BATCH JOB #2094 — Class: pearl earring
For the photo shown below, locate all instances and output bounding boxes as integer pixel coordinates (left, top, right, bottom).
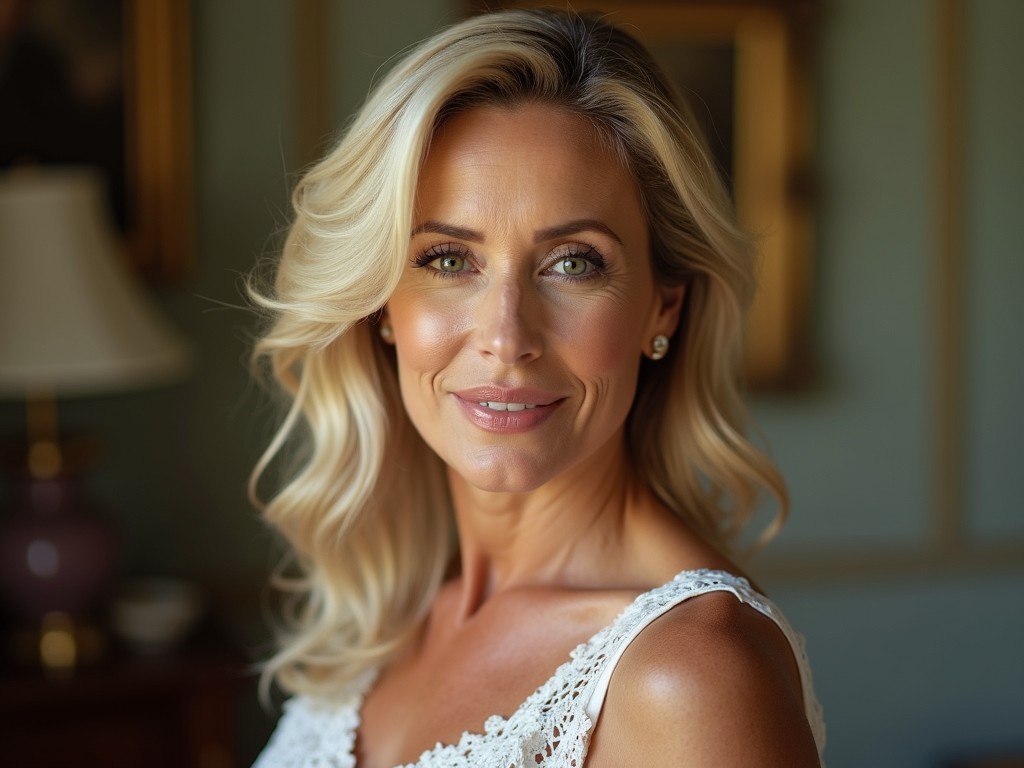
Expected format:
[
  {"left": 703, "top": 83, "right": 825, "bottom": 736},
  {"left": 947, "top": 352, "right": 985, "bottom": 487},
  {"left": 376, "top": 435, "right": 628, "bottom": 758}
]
[
  {"left": 650, "top": 334, "right": 669, "bottom": 360},
  {"left": 379, "top": 323, "right": 394, "bottom": 342}
]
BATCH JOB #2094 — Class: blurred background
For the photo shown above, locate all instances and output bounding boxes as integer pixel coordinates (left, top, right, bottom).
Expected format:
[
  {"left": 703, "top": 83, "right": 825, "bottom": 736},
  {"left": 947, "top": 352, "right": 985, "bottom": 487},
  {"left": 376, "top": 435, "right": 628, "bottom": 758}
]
[{"left": 0, "top": 0, "right": 1020, "bottom": 766}]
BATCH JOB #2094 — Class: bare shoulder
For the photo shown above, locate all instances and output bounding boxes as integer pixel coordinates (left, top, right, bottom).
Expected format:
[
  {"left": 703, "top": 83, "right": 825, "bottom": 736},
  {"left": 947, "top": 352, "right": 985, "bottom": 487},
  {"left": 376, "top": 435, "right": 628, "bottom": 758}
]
[{"left": 586, "top": 590, "right": 821, "bottom": 767}]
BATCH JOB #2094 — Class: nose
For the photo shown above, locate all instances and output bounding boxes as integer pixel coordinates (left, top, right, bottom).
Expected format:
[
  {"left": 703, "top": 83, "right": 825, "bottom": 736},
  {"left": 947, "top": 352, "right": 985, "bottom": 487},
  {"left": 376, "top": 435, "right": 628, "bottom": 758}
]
[{"left": 475, "top": 274, "right": 542, "bottom": 365}]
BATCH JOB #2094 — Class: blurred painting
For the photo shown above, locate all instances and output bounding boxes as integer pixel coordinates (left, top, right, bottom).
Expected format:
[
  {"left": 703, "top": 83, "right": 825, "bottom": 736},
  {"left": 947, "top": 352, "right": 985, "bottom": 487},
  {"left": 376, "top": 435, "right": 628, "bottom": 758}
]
[
  {"left": 0, "top": 0, "right": 126, "bottom": 223},
  {"left": 0, "top": 0, "right": 192, "bottom": 279},
  {"left": 645, "top": 38, "right": 736, "bottom": 192}
]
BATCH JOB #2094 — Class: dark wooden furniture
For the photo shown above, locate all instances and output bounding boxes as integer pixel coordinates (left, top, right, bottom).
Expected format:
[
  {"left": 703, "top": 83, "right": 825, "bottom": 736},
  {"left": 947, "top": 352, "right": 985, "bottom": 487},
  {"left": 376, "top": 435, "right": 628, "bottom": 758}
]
[{"left": 0, "top": 648, "right": 246, "bottom": 768}]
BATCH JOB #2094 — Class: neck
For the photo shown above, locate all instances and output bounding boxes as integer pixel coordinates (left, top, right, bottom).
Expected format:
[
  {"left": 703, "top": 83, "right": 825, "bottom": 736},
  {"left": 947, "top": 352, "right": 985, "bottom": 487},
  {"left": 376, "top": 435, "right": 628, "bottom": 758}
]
[{"left": 447, "top": 432, "right": 655, "bottom": 619}]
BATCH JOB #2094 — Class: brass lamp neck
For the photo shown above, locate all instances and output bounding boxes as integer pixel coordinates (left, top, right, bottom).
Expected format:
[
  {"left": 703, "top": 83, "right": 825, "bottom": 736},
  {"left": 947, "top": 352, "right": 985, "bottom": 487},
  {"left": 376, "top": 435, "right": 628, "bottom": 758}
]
[{"left": 25, "top": 394, "right": 62, "bottom": 480}]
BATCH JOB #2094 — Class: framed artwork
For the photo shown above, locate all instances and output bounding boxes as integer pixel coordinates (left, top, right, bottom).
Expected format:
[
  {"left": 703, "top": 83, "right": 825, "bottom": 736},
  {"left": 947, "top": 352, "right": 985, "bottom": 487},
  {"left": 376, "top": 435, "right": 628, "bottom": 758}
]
[
  {"left": 0, "top": 0, "right": 193, "bottom": 281},
  {"left": 466, "top": 0, "right": 818, "bottom": 388}
]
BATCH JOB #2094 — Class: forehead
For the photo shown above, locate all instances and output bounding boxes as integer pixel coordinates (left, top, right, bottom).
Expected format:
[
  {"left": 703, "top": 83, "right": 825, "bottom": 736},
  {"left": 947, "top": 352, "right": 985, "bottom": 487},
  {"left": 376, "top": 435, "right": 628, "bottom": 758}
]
[
  {"left": 429, "top": 102, "right": 605, "bottom": 160},
  {"left": 416, "top": 103, "right": 642, "bottom": 224}
]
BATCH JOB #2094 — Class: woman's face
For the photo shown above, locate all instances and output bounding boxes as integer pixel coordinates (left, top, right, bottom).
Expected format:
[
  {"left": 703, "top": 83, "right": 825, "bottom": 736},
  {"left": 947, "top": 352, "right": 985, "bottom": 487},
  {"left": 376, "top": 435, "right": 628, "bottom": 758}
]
[{"left": 385, "top": 103, "right": 682, "bottom": 493}]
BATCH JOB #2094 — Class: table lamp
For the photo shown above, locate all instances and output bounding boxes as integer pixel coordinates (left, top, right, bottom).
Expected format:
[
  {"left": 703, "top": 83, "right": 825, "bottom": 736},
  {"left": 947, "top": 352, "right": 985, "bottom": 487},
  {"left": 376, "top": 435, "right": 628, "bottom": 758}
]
[{"left": 0, "top": 166, "right": 192, "bottom": 672}]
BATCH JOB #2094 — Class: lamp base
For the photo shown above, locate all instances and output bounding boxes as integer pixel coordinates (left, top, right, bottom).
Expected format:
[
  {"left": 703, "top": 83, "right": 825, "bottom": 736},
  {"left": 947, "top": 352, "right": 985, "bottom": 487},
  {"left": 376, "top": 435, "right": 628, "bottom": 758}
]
[{"left": 0, "top": 471, "right": 116, "bottom": 656}]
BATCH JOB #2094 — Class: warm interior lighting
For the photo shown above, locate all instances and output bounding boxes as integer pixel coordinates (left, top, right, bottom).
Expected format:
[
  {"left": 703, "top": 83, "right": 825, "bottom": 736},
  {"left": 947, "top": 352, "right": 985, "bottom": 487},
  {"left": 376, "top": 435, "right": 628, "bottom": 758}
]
[{"left": 39, "top": 611, "right": 77, "bottom": 672}]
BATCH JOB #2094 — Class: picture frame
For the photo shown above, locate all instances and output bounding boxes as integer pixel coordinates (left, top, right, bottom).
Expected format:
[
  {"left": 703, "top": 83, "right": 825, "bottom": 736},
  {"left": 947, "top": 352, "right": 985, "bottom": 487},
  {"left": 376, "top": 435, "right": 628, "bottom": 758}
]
[
  {"left": 0, "top": 0, "right": 193, "bottom": 282},
  {"left": 466, "top": 1, "right": 818, "bottom": 388},
  {"left": 122, "top": 0, "right": 194, "bottom": 281}
]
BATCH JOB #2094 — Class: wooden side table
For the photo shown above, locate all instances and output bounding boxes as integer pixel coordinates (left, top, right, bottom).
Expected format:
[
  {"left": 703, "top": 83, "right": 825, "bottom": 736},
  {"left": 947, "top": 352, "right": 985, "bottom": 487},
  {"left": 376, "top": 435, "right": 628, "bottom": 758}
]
[{"left": 0, "top": 649, "right": 247, "bottom": 768}]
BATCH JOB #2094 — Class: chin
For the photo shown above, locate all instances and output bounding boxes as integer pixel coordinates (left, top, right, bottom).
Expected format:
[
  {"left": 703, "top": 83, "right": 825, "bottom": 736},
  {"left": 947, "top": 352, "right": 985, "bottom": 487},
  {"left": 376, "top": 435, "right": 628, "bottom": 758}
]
[{"left": 451, "top": 449, "right": 558, "bottom": 494}]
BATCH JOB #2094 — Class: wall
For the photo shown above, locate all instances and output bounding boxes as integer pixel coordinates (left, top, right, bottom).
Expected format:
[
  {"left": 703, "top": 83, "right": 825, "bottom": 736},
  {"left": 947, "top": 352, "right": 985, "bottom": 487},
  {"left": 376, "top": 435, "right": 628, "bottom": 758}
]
[{"left": 756, "top": 0, "right": 1024, "bottom": 765}]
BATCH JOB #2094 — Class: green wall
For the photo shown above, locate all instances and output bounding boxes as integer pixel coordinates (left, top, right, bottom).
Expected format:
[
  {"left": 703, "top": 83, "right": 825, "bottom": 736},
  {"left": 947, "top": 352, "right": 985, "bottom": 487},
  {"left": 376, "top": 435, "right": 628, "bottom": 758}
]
[
  {"left": 965, "top": 0, "right": 1024, "bottom": 540},
  {"left": 756, "top": 1, "right": 1024, "bottom": 764}
]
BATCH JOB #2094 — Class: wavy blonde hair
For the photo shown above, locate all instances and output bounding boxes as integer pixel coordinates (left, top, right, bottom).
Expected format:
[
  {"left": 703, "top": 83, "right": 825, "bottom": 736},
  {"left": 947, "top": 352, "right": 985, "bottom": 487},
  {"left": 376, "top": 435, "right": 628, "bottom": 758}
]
[{"left": 250, "top": 8, "right": 787, "bottom": 700}]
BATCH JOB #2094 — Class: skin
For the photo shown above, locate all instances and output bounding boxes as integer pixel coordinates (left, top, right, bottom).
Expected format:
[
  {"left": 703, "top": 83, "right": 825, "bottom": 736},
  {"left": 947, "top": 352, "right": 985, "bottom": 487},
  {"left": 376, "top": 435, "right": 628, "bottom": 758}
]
[{"left": 358, "top": 103, "right": 819, "bottom": 767}]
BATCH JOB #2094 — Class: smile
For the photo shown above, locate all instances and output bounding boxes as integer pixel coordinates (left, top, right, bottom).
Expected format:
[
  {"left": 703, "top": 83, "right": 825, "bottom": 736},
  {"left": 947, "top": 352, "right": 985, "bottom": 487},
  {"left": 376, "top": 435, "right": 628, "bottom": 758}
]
[
  {"left": 451, "top": 387, "right": 563, "bottom": 434},
  {"left": 455, "top": 399, "right": 559, "bottom": 433}
]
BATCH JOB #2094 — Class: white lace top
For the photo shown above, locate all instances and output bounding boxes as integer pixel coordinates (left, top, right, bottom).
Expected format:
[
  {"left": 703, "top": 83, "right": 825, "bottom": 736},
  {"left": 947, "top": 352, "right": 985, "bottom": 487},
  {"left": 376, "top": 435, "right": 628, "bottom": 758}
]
[{"left": 253, "top": 569, "right": 827, "bottom": 767}]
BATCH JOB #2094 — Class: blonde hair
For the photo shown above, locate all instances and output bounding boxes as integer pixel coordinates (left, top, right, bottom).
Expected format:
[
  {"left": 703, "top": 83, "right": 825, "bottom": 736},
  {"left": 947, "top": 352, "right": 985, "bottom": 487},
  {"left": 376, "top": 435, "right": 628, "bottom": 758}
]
[{"left": 250, "top": 8, "right": 787, "bottom": 700}]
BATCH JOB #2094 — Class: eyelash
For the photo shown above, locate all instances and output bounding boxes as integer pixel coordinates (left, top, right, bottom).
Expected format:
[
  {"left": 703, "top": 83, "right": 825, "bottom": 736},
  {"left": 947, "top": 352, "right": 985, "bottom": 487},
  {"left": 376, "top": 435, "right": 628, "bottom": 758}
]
[
  {"left": 549, "top": 245, "right": 607, "bottom": 280},
  {"left": 411, "top": 243, "right": 471, "bottom": 279},
  {"left": 411, "top": 243, "right": 608, "bottom": 281}
]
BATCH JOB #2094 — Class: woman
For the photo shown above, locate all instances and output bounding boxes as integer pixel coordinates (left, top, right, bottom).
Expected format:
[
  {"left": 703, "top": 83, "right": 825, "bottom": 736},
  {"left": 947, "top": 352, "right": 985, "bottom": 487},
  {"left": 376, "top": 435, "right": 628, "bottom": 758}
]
[{"left": 251, "top": 9, "right": 825, "bottom": 767}]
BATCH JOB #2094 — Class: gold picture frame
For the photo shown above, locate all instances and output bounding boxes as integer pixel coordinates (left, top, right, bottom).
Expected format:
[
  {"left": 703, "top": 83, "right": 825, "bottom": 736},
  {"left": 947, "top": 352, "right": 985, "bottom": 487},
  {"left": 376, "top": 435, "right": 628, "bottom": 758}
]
[
  {"left": 0, "top": 0, "right": 193, "bottom": 282},
  {"left": 467, "top": 1, "right": 818, "bottom": 388},
  {"left": 123, "top": 0, "right": 194, "bottom": 281}
]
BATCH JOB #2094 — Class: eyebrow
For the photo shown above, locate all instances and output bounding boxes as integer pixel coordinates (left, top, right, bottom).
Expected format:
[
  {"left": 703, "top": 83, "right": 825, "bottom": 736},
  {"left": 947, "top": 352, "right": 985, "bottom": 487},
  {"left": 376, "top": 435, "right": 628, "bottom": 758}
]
[
  {"left": 534, "top": 219, "right": 623, "bottom": 246},
  {"left": 410, "top": 218, "right": 624, "bottom": 246},
  {"left": 411, "top": 221, "right": 485, "bottom": 242}
]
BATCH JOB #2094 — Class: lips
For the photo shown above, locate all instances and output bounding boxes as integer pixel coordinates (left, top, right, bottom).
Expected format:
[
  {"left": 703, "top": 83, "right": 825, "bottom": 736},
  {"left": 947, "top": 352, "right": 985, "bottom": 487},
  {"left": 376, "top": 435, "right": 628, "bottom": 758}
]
[{"left": 451, "top": 386, "right": 564, "bottom": 433}]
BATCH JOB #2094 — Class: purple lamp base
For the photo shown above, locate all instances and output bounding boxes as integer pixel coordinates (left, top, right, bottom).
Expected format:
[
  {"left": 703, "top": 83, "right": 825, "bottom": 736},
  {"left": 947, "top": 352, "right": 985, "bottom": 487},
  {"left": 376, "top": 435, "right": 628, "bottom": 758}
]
[{"left": 0, "top": 474, "right": 115, "bottom": 622}]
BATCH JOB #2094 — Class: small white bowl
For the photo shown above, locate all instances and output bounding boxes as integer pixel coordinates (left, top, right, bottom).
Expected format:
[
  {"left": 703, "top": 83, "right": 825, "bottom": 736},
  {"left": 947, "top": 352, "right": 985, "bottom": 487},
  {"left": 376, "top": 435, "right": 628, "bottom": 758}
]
[{"left": 110, "top": 578, "right": 205, "bottom": 656}]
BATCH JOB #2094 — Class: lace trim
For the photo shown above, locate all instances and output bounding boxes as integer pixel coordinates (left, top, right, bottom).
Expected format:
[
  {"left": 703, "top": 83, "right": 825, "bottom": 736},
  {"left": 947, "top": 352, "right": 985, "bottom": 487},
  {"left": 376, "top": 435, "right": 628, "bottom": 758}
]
[
  {"left": 254, "top": 569, "right": 826, "bottom": 767},
  {"left": 253, "top": 667, "right": 377, "bottom": 768}
]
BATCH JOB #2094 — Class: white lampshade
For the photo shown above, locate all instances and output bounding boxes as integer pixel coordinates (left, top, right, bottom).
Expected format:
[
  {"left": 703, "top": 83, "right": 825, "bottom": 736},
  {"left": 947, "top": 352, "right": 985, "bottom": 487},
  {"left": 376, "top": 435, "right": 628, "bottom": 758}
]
[{"left": 0, "top": 167, "right": 191, "bottom": 397}]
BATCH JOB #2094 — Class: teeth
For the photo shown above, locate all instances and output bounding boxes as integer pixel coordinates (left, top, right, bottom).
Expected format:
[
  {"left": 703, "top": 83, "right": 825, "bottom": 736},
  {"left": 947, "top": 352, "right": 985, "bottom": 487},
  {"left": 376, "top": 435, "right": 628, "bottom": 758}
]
[{"left": 478, "top": 401, "right": 537, "bottom": 411}]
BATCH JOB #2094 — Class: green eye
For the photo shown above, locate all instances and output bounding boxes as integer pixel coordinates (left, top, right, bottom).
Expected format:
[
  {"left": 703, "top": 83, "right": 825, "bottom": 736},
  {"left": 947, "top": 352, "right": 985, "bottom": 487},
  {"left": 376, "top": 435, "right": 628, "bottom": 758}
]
[
  {"left": 438, "top": 255, "right": 466, "bottom": 272},
  {"left": 555, "top": 256, "right": 590, "bottom": 276}
]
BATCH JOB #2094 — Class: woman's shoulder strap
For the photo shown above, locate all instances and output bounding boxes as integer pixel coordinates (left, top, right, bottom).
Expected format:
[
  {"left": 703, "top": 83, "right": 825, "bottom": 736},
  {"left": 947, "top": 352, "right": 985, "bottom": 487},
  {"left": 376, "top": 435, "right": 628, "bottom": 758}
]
[{"left": 582, "top": 569, "right": 825, "bottom": 756}]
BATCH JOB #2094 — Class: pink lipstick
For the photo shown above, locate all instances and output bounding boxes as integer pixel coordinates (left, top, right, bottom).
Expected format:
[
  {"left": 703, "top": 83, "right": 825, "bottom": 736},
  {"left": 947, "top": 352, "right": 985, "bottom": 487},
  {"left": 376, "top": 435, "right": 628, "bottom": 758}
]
[{"left": 451, "top": 387, "right": 563, "bottom": 433}]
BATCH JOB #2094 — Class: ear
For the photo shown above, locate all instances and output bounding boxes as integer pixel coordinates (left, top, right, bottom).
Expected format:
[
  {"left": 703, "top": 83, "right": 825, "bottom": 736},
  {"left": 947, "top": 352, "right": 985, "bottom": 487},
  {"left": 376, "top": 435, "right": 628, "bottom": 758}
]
[{"left": 647, "top": 282, "right": 686, "bottom": 341}]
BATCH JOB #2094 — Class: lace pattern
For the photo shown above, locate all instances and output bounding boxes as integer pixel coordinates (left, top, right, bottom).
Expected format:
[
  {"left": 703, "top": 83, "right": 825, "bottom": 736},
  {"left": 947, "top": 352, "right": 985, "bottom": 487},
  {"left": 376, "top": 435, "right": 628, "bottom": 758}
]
[
  {"left": 253, "top": 569, "right": 826, "bottom": 767},
  {"left": 255, "top": 667, "right": 377, "bottom": 768}
]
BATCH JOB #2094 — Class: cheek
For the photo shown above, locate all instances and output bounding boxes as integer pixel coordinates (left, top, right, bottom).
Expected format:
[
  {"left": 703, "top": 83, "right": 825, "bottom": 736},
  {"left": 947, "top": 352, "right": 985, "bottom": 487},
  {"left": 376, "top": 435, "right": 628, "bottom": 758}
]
[
  {"left": 390, "top": 293, "right": 470, "bottom": 380},
  {"left": 557, "top": 298, "right": 646, "bottom": 380}
]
